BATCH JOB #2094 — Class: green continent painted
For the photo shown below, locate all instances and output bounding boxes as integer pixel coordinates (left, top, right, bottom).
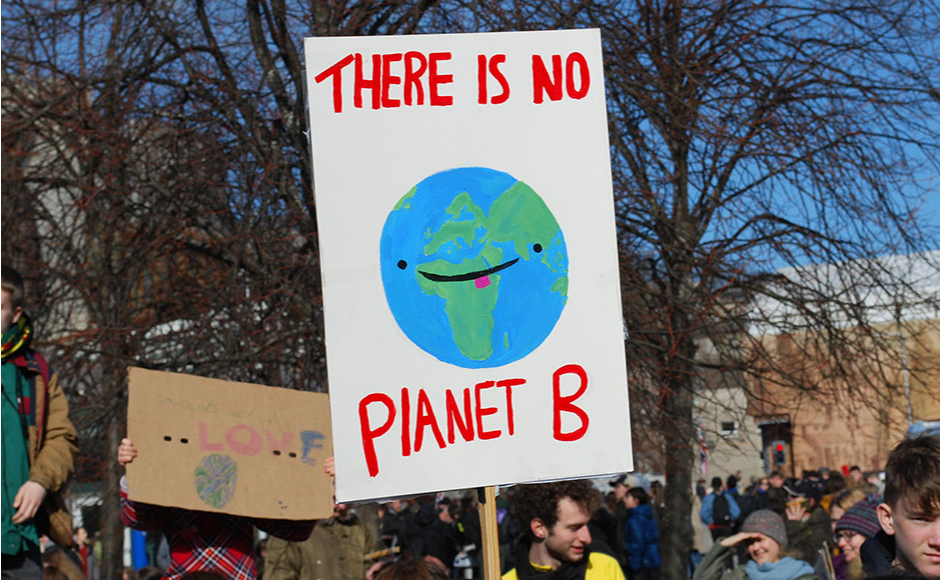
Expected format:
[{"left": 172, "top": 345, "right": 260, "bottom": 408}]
[
  {"left": 394, "top": 186, "right": 418, "bottom": 211},
  {"left": 415, "top": 181, "right": 565, "bottom": 361},
  {"left": 488, "top": 181, "right": 567, "bottom": 280},
  {"left": 423, "top": 192, "right": 486, "bottom": 254},
  {"left": 417, "top": 258, "right": 499, "bottom": 361}
]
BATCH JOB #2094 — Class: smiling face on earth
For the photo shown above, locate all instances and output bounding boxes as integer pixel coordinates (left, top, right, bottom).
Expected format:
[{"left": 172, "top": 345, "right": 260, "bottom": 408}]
[{"left": 380, "top": 167, "right": 568, "bottom": 368}]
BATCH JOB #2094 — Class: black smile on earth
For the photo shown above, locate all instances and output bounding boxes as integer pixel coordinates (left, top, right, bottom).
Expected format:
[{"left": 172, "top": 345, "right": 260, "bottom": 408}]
[{"left": 418, "top": 258, "right": 520, "bottom": 282}]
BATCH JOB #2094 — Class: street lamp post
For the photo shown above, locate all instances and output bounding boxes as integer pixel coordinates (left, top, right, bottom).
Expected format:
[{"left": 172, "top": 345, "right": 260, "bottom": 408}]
[
  {"left": 898, "top": 334, "right": 913, "bottom": 428},
  {"left": 877, "top": 330, "right": 912, "bottom": 428}
]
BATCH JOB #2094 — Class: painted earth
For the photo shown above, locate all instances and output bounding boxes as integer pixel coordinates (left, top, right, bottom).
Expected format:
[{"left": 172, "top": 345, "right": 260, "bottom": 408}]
[
  {"left": 380, "top": 167, "right": 568, "bottom": 368},
  {"left": 195, "top": 453, "right": 238, "bottom": 509}
]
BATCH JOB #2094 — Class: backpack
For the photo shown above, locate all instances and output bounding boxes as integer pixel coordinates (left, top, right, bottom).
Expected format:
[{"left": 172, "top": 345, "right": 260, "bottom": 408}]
[
  {"left": 23, "top": 351, "right": 74, "bottom": 548},
  {"left": 712, "top": 493, "right": 732, "bottom": 527}
]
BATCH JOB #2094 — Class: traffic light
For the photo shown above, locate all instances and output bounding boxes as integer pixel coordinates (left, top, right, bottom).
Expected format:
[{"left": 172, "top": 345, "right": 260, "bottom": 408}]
[{"left": 773, "top": 441, "right": 787, "bottom": 465}]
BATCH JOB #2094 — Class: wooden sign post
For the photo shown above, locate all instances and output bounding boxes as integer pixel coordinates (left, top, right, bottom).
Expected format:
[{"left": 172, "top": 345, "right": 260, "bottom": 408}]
[{"left": 478, "top": 486, "right": 502, "bottom": 580}]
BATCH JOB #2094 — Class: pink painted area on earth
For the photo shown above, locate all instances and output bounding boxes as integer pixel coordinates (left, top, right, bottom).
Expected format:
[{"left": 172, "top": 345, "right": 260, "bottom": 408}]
[{"left": 475, "top": 275, "right": 491, "bottom": 289}]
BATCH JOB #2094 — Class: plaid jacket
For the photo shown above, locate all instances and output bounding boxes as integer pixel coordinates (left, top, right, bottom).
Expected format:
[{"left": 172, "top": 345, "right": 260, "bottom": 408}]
[{"left": 120, "top": 478, "right": 313, "bottom": 580}]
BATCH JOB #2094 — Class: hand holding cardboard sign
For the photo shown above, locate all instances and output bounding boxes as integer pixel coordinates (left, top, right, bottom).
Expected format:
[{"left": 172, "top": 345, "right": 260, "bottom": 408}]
[
  {"left": 119, "top": 438, "right": 138, "bottom": 466},
  {"left": 125, "top": 368, "right": 334, "bottom": 519}
]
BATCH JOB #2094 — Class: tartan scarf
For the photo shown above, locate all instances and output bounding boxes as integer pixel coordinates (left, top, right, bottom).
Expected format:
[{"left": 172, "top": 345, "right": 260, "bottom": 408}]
[{"left": 1, "top": 313, "right": 31, "bottom": 361}]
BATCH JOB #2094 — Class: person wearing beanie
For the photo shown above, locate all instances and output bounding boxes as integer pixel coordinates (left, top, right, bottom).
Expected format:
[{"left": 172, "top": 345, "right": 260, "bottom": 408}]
[
  {"left": 693, "top": 510, "right": 816, "bottom": 580},
  {"left": 834, "top": 496, "right": 882, "bottom": 580},
  {"left": 835, "top": 496, "right": 883, "bottom": 562},
  {"left": 827, "top": 488, "right": 876, "bottom": 580}
]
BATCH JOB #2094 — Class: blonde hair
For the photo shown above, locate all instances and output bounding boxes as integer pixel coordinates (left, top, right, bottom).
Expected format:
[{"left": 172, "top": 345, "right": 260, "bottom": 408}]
[{"left": 831, "top": 487, "right": 867, "bottom": 513}]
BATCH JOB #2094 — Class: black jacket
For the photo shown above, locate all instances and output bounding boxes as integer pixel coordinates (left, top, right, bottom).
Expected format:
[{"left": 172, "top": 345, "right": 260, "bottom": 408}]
[{"left": 860, "top": 530, "right": 917, "bottom": 578}]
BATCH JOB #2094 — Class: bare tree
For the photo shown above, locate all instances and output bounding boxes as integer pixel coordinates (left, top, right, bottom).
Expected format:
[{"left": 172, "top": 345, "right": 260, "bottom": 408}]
[
  {"left": 458, "top": 1, "right": 940, "bottom": 578},
  {"left": 5, "top": 3, "right": 940, "bottom": 580},
  {"left": 3, "top": 4, "right": 243, "bottom": 572},
  {"left": 3, "top": 1, "right": 448, "bottom": 578},
  {"left": 602, "top": 3, "right": 939, "bottom": 578}
]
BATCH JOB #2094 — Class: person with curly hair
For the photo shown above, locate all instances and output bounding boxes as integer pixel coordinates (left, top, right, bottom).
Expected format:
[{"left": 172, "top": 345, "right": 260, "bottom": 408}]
[{"left": 503, "top": 480, "right": 625, "bottom": 580}]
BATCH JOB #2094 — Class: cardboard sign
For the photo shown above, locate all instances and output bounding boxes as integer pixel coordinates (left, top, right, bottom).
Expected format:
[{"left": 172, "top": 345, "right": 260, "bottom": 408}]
[
  {"left": 304, "top": 29, "right": 632, "bottom": 502},
  {"left": 126, "top": 367, "right": 334, "bottom": 519}
]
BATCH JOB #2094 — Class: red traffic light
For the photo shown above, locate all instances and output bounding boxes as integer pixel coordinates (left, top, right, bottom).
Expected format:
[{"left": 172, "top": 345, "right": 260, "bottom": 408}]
[{"left": 775, "top": 443, "right": 784, "bottom": 452}]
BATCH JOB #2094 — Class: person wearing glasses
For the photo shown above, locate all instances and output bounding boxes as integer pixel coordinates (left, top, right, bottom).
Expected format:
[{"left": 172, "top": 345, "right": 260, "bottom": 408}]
[{"left": 833, "top": 496, "right": 882, "bottom": 580}]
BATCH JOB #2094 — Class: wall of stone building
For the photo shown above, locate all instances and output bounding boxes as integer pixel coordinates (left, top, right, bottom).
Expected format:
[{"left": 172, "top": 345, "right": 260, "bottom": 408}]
[
  {"left": 908, "top": 324, "right": 940, "bottom": 419},
  {"left": 788, "top": 397, "right": 905, "bottom": 474},
  {"left": 751, "top": 318, "right": 940, "bottom": 477},
  {"left": 698, "top": 436, "right": 765, "bottom": 487},
  {"left": 689, "top": 252, "right": 939, "bottom": 484},
  {"left": 694, "top": 389, "right": 910, "bottom": 482},
  {"left": 695, "top": 386, "right": 764, "bottom": 486}
]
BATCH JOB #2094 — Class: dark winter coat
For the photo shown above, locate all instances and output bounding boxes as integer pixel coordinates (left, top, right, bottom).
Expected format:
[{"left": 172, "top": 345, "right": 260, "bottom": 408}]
[
  {"left": 623, "top": 504, "right": 660, "bottom": 571},
  {"left": 784, "top": 505, "right": 831, "bottom": 563},
  {"left": 860, "top": 530, "right": 916, "bottom": 578},
  {"left": 404, "top": 504, "right": 459, "bottom": 568}
]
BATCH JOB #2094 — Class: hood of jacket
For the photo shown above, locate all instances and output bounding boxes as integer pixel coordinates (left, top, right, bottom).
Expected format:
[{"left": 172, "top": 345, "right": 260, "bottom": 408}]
[
  {"left": 628, "top": 503, "right": 655, "bottom": 520},
  {"left": 861, "top": 530, "right": 902, "bottom": 578}
]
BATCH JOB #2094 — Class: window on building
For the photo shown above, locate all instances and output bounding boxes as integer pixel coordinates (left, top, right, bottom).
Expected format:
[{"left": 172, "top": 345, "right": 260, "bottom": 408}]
[{"left": 720, "top": 421, "right": 739, "bottom": 437}]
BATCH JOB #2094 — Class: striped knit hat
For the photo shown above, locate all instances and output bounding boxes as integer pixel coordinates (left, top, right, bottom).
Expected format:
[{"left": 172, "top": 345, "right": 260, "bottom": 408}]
[
  {"left": 741, "top": 509, "right": 788, "bottom": 548},
  {"left": 835, "top": 495, "right": 883, "bottom": 539}
]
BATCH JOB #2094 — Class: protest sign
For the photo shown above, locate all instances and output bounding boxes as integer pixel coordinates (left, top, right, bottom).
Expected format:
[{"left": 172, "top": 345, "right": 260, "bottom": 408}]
[
  {"left": 304, "top": 29, "right": 632, "bottom": 502},
  {"left": 126, "top": 367, "right": 334, "bottom": 519}
]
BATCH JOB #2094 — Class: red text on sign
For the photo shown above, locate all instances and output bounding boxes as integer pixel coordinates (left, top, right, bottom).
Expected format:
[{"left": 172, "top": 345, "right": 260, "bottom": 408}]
[
  {"left": 552, "top": 364, "right": 590, "bottom": 441},
  {"left": 198, "top": 420, "right": 295, "bottom": 456},
  {"left": 358, "top": 378, "right": 525, "bottom": 477},
  {"left": 532, "top": 53, "right": 590, "bottom": 104},
  {"left": 478, "top": 54, "right": 510, "bottom": 105},
  {"left": 357, "top": 364, "right": 591, "bottom": 477},
  {"left": 314, "top": 52, "right": 454, "bottom": 113}
]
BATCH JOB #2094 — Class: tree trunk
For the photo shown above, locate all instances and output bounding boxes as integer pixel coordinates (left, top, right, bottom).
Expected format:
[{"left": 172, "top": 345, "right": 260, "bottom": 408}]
[
  {"left": 100, "top": 409, "right": 126, "bottom": 580},
  {"left": 661, "top": 374, "right": 695, "bottom": 580}
]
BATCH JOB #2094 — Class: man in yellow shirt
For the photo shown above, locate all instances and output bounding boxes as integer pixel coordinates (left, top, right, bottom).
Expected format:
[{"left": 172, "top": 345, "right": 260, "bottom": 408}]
[{"left": 503, "top": 480, "right": 625, "bottom": 580}]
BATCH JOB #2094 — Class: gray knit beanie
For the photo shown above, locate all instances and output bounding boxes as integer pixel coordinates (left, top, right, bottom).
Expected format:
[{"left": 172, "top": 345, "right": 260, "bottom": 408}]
[{"left": 741, "top": 509, "right": 788, "bottom": 547}]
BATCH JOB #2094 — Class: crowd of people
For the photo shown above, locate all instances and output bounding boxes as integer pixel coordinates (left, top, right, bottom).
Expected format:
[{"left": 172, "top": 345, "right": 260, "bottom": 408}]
[
  {"left": 19, "top": 434, "right": 940, "bottom": 580},
  {"left": 3, "top": 266, "right": 939, "bottom": 580},
  {"left": 686, "top": 445, "right": 940, "bottom": 580}
]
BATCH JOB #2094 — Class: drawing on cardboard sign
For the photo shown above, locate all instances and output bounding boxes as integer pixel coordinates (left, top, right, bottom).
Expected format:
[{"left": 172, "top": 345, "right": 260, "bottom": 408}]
[{"left": 194, "top": 453, "right": 239, "bottom": 509}]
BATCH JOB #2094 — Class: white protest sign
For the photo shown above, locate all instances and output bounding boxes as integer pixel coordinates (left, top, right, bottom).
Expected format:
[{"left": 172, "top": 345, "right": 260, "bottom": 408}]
[{"left": 304, "top": 29, "right": 632, "bottom": 502}]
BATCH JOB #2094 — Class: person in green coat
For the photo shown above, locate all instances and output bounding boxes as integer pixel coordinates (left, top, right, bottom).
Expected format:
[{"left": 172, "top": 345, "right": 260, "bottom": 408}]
[{"left": 693, "top": 510, "right": 816, "bottom": 580}]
